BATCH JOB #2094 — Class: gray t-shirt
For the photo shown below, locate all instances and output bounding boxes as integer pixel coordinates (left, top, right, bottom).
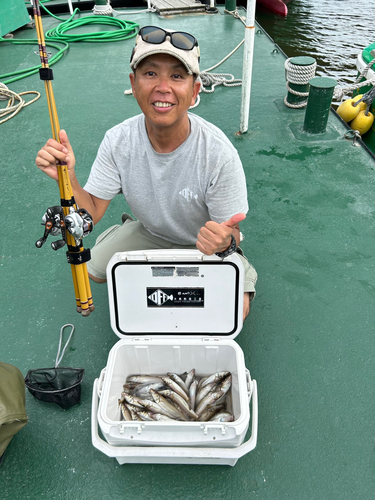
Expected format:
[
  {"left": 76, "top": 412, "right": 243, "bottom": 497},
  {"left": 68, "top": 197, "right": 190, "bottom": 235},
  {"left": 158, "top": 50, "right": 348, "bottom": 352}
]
[{"left": 84, "top": 113, "right": 248, "bottom": 245}]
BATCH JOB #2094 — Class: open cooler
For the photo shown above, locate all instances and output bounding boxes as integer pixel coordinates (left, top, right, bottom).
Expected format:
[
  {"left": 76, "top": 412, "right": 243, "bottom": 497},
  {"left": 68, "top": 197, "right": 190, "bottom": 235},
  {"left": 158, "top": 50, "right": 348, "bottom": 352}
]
[{"left": 92, "top": 249, "right": 258, "bottom": 466}]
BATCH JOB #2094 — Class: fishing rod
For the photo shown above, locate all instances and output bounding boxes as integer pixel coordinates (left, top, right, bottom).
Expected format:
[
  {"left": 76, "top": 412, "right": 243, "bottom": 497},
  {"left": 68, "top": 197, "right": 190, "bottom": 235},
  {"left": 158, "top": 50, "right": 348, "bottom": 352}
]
[{"left": 32, "top": 0, "right": 94, "bottom": 316}]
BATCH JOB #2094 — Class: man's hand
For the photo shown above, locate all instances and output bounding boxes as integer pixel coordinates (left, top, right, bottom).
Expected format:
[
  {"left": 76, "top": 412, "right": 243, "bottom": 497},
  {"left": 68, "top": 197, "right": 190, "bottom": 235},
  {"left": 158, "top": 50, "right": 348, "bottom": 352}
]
[
  {"left": 35, "top": 129, "right": 76, "bottom": 181},
  {"left": 196, "top": 213, "right": 246, "bottom": 255}
]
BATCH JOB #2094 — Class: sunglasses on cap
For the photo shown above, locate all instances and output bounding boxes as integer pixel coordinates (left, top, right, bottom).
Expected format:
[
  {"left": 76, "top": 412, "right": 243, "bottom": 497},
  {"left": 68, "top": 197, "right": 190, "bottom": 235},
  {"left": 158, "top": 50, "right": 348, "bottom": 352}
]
[{"left": 138, "top": 26, "right": 198, "bottom": 51}]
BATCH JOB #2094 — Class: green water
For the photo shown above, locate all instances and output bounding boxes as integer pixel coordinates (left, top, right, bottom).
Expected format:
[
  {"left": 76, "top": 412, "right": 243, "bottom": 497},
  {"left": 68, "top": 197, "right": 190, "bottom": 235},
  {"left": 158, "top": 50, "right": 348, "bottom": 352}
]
[{"left": 256, "top": 0, "right": 375, "bottom": 85}]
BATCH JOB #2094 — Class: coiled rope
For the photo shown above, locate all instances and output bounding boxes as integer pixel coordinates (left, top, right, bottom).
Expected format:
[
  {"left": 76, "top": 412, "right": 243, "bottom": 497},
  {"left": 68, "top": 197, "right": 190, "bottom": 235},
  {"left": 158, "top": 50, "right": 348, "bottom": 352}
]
[
  {"left": 284, "top": 57, "right": 317, "bottom": 108},
  {"left": 0, "top": 83, "right": 40, "bottom": 124},
  {"left": 188, "top": 9, "right": 246, "bottom": 109}
]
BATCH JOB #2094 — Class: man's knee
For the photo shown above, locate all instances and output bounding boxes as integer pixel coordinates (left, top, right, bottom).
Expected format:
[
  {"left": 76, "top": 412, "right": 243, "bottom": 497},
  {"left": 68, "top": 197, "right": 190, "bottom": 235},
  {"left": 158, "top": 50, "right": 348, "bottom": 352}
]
[
  {"left": 243, "top": 292, "right": 254, "bottom": 321},
  {"left": 89, "top": 273, "right": 107, "bottom": 284}
]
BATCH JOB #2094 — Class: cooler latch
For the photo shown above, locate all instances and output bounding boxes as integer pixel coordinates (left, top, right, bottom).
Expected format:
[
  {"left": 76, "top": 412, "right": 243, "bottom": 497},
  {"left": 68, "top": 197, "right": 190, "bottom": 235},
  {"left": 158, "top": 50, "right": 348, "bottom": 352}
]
[
  {"left": 118, "top": 423, "right": 145, "bottom": 435},
  {"left": 201, "top": 424, "right": 227, "bottom": 435},
  {"left": 119, "top": 254, "right": 148, "bottom": 261}
]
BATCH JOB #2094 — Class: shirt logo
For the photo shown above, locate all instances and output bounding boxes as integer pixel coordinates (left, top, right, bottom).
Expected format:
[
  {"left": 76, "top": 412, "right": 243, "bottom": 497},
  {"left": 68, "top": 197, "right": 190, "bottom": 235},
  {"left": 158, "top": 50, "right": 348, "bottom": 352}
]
[{"left": 179, "top": 187, "right": 198, "bottom": 202}]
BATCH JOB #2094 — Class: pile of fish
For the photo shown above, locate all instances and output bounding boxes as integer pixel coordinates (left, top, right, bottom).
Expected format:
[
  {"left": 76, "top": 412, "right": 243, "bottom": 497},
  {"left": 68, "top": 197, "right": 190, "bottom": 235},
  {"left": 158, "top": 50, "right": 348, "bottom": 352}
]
[{"left": 119, "top": 370, "right": 234, "bottom": 423}]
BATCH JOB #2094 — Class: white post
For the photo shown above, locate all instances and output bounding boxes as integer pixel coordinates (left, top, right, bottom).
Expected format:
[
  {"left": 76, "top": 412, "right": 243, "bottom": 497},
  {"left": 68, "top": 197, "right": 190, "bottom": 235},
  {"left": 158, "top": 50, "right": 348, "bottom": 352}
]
[{"left": 239, "top": 0, "right": 256, "bottom": 134}]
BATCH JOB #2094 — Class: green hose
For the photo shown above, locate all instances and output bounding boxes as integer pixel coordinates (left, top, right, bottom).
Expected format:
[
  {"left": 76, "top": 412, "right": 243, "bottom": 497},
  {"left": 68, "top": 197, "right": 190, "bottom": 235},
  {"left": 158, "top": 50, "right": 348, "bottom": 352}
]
[
  {"left": 0, "top": 39, "right": 69, "bottom": 84},
  {"left": 0, "top": 12, "right": 138, "bottom": 84},
  {"left": 45, "top": 16, "right": 139, "bottom": 43}
]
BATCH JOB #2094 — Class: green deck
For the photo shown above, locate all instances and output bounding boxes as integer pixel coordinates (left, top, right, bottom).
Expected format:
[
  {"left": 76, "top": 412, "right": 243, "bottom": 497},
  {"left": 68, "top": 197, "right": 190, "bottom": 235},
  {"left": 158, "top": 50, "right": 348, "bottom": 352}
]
[{"left": 1, "top": 6, "right": 375, "bottom": 499}]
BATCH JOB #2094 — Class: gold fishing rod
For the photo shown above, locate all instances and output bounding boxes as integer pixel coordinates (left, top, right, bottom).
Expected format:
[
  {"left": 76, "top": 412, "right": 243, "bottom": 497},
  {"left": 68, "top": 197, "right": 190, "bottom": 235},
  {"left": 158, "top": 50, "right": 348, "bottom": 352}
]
[{"left": 32, "top": 0, "right": 94, "bottom": 316}]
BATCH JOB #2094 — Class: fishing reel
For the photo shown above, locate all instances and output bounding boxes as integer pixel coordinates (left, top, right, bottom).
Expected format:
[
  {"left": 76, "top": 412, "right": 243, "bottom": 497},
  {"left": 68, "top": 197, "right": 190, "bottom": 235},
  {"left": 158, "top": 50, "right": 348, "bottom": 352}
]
[{"left": 35, "top": 206, "right": 94, "bottom": 250}]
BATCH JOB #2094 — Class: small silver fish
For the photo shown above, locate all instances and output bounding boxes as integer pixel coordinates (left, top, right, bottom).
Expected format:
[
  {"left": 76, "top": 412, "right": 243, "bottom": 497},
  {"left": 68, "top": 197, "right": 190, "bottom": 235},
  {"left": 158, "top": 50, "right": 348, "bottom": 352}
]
[
  {"left": 122, "top": 393, "right": 145, "bottom": 409},
  {"left": 136, "top": 410, "right": 156, "bottom": 421},
  {"left": 195, "top": 390, "right": 225, "bottom": 416},
  {"left": 185, "top": 369, "right": 195, "bottom": 390},
  {"left": 197, "top": 376, "right": 208, "bottom": 389},
  {"left": 198, "top": 405, "right": 225, "bottom": 422},
  {"left": 189, "top": 379, "right": 198, "bottom": 411},
  {"left": 159, "top": 389, "right": 198, "bottom": 420},
  {"left": 219, "top": 374, "right": 232, "bottom": 395},
  {"left": 149, "top": 413, "right": 176, "bottom": 422},
  {"left": 210, "top": 412, "right": 234, "bottom": 422},
  {"left": 137, "top": 398, "right": 165, "bottom": 415},
  {"left": 132, "top": 382, "right": 166, "bottom": 399},
  {"left": 196, "top": 382, "right": 216, "bottom": 406},
  {"left": 161, "top": 376, "right": 190, "bottom": 402},
  {"left": 201, "top": 371, "right": 230, "bottom": 388},
  {"left": 167, "top": 372, "right": 189, "bottom": 395},
  {"left": 126, "top": 404, "right": 142, "bottom": 421},
  {"left": 150, "top": 389, "right": 186, "bottom": 420},
  {"left": 120, "top": 403, "right": 132, "bottom": 421},
  {"left": 127, "top": 375, "right": 163, "bottom": 384}
]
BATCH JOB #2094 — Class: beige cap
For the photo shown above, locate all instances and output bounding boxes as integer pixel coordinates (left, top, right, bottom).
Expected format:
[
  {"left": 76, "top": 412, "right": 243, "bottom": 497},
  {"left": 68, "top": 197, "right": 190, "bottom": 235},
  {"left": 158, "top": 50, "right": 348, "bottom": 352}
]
[{"left": 130, "top": 29, "right": 200, "bottom": 76}]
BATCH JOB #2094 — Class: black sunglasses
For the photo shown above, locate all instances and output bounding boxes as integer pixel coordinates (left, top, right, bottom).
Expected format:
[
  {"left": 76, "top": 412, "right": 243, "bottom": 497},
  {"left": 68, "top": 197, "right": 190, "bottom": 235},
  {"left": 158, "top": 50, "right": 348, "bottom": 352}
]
[{"left": 138, "top": 26, "right": 198, "bottom": 51}]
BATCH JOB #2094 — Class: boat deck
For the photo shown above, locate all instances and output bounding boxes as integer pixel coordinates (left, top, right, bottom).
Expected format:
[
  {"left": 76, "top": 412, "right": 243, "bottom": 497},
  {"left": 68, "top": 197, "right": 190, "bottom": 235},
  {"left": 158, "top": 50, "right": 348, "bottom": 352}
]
[{"left": 1, "top": 4, "right": 375, "bottom": 499}]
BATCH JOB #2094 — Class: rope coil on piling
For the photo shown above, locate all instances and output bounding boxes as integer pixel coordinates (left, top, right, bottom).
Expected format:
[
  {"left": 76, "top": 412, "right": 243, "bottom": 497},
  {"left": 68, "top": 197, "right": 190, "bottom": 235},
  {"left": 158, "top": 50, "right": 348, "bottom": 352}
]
[{"left": 284, "top": 58, "right": 317, "bottom": 108}]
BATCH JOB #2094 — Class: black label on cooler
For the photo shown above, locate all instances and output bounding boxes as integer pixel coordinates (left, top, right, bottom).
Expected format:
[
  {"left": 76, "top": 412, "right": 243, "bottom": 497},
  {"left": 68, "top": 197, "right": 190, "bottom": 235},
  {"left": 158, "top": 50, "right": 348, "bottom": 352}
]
[{"left": 147, "top": 288, "right": 204, "bottom": 308}]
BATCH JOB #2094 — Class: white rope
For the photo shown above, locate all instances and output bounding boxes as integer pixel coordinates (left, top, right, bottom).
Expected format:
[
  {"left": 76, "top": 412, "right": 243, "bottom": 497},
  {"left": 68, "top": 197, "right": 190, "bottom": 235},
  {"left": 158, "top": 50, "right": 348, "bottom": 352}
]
[
  {"left": 93, "top": 1, "right": 113, "bottom": 15},
  {"left": 0, "top": 83, "right": 40, "bottom": 124},
  {"left": 284, "top": 58, "right": 317, "bottom": 85},
  {"left": 332, "top": 55, "right": 375, "bottom": 103},
  {"left": 284, "top": 57, "right": 316, "bottom": 108}
]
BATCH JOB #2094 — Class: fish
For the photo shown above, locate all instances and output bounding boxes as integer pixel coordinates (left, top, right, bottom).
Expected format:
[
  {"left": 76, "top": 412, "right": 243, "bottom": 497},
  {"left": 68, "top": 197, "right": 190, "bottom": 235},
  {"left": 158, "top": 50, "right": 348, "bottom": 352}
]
[
  {"left": 196, "top": 382, "right": 217, "bottom": 406},
  {"left": 149, "top": 413, "right": 175, "bottom": 422},
  {"left": 197, "top": 376, "right": 208, "bottom": 389},
  {"left": 126, "top": 403, "right": 142, "bottom": 421},
  {"left": 200, "top": 371, "right": 230, "bottom": 388},
  {"left": 185, "top": 369, "right": 195, "bottom": 390},
  {"left": 150, "top": 389, "right": 186, "bottom": 420},
  {"left": 167, "top": 372, "right": 189, "bottom": 395},
  {"left": 219, "top": 374, "right": 232, "bottom": 395},
  {"left": 122, "top": 383, "right": 138, "bottom": 391},
  {"left": 120, "top": 403, "right": 132, "bottom": 421},
  {"left": 161, "top": 376, "right": 190, "bottom": 402},
  {"left": 195, "top": 390, "right": 225, "bottom": 416},
  {"left": 132, "top": 382, "right": 166, "bottom": 399},
  {"left": 126, "top": 375, "right": 163, "bottom": 384},
  {"left": 137, "top": 398, "right": 166, "bottom": 415},
  {"left": 189, "top": 379, "right": 198, "bottom": 411},
  {"left": 210, "top": 412, "right": 234, "bottom": 422},
  {"left": 197, "top": 405, "right": 225, "bottom": 422},
  {"left": 159, "top": 389, "right": 198, "bottom": 420},
  {"left": 136, "top": 410, "right": 156, "bottom": 421},
  {"left": 121, "top": 393, "right": 145, "bottom": 409}
]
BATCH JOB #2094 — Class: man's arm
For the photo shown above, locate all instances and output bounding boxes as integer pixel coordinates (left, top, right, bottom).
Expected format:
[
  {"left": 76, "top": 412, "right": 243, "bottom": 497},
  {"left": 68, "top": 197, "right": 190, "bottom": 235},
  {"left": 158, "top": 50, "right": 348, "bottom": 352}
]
[{"left": 35, "top": 129, "right": 110, "bottom": 224}]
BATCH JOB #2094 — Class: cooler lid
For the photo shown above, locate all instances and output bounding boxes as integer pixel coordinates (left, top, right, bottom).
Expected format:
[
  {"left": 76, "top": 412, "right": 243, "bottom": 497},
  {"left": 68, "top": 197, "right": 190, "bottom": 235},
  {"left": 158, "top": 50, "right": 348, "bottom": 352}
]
[{"left": 106, "top": 249, "right": 244, "bottom": 340}]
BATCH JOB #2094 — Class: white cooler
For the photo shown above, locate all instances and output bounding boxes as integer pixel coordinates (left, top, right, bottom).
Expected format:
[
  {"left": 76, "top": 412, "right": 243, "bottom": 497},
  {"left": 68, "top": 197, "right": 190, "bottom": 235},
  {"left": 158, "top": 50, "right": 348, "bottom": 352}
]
[{"left": 91, "top": 249, "right": 258, "bottom": 466}]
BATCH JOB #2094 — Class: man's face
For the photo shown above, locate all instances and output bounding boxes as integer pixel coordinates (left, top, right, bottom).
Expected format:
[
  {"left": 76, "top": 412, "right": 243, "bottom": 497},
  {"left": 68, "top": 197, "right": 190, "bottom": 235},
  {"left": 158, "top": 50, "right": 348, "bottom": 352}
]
[{"left": 129, "top": 53, "right": 200, "bottom": 131}]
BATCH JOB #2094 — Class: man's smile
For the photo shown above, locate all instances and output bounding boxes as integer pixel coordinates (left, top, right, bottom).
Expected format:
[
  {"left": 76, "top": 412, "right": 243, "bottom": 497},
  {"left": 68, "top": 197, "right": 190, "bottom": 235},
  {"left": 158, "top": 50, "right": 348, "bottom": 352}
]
[{"left": 153, "top": 101, "right": 174, "bottom": 108}]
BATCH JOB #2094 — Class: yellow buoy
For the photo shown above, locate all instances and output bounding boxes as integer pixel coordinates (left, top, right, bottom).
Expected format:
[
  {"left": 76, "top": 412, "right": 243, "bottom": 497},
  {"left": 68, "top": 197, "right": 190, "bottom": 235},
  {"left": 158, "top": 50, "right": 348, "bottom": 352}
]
[
  {"left": 337, "top": 98, "right": 361, "bottom": 122},
  {"left": 350, "top": 110, "right": 375, "bottom": 135},
  {"left": 353, "top": 94, "right": 367, "bottom": 111}
]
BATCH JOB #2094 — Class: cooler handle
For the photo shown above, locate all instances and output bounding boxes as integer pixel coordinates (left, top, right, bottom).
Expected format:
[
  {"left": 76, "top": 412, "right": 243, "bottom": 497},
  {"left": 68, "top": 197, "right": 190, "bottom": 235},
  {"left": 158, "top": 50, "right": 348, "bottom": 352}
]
[
  {"left": 245, "top": 368, "right": 252, "bottom": 401},
  {"left": 97, "top": 368, "right": 106, "bottom": 398},
  {"left": 91, "top": 378, "right": 258, "bottom": 462}
]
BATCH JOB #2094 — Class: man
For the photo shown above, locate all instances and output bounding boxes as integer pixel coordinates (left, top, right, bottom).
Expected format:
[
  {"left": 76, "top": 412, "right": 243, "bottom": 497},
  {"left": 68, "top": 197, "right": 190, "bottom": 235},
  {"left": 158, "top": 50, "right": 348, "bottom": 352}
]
[{"left": 35, "top": 26, "right": 257, "bottom": 319}]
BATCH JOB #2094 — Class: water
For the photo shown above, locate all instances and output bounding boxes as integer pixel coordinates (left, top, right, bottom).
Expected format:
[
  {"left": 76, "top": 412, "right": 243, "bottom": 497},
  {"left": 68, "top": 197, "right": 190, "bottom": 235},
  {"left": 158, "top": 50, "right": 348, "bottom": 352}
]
[{"left": 255, "top": 0, "right": 375, "bottom": 86}]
